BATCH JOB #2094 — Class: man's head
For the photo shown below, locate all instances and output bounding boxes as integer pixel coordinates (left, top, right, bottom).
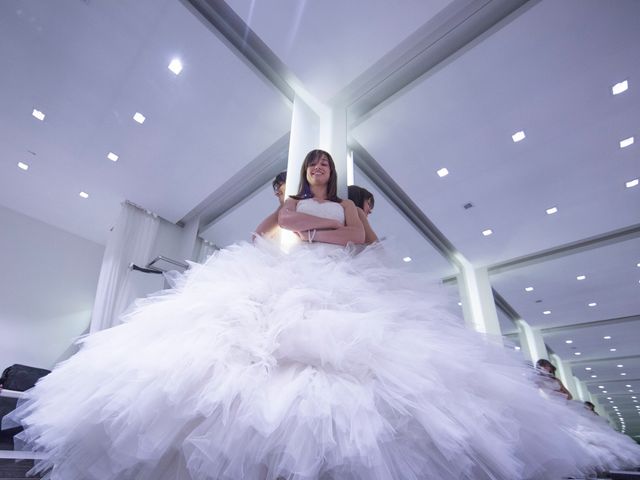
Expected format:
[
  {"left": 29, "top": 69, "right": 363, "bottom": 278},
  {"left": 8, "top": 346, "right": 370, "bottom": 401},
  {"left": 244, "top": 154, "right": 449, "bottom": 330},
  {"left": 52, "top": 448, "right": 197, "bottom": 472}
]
[{"left": 272, "top": 171, "right": 287, "bottom": 206}]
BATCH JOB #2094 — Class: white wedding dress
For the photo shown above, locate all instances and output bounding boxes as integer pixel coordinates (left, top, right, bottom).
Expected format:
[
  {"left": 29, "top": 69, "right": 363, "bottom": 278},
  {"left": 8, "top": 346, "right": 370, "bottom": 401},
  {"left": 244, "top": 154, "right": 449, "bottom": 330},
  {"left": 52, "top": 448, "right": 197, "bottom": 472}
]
[{"left": 6, "top": 199, "right": 640, "bottom": 479}]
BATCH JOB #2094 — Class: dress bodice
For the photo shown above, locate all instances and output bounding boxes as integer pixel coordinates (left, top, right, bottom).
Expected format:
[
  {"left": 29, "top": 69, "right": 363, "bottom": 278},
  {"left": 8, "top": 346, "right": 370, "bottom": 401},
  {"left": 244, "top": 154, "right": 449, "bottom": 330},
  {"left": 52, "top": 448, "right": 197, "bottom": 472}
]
[{"left": 296, "top": 198, "right": 344, "bottom": 225}]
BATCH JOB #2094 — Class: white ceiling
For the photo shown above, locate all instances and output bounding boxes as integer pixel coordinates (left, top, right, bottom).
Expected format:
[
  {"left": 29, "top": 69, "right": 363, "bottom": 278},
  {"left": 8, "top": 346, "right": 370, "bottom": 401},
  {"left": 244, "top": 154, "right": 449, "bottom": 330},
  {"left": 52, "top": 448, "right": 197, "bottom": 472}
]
[
  {"left": 1, "top": 0, "right": 638, "bottom": 436},
  {"left": 0, "top": 0, "right": 291, "bottom": 244},
  {"left": 352, "top": 0, "right": 640, "bottom": 267},
  {"left": 226, "top": 0, "right": 454, "bottom": 102}
]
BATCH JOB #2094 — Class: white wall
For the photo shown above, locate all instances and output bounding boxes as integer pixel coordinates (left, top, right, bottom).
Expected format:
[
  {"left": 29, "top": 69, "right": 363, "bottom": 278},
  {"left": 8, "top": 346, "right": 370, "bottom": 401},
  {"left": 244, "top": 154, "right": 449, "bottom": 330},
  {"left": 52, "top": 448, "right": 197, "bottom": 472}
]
[{"left": 0, "top": 205, "right": 104, "bottom": 370}]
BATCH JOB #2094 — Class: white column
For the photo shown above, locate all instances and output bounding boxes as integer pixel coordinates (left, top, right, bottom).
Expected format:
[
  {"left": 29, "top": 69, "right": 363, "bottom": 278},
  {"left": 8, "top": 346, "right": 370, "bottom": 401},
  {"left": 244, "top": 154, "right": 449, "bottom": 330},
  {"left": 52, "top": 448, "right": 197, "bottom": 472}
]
[
  {"left": 574, "top": 376, "right": 590, "bottom": 402},
  {"left": 319, "top": 107, "right": 348, "bottom": 198},
  {"left": 550, "top": 353, "right": 578, "bottom": 399},
  {"left": 285, "top": 95, "right": 321, "bottom": 197},
  {"left": 515, "top": 319, "right": 548, "bottom": 364},
  {"left": 455, "top": 258, "right": 501, "bottom": 336}
]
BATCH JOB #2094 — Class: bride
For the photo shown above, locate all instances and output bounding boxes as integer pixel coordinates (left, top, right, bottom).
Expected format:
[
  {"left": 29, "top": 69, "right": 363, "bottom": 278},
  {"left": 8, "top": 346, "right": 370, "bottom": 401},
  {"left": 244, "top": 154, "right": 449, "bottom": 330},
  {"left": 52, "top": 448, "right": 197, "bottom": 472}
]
[{"left": 6, "top": 150, "right": 640, "bottom": 479}]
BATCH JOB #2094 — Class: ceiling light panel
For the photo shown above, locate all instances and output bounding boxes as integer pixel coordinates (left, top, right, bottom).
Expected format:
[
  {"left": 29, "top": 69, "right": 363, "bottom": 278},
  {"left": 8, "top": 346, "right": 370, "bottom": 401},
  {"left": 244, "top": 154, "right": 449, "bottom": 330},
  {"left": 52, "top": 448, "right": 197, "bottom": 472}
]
[
  {"left": 31, "top": 108, "right": 45, "bottom": 121},
  {"left": 511, "top": 130, "right": 526, "bottom": 142},
  {"left": 620, "top": 136, "right": 634, "bottom": 148},
  {"left": 168, "top": 58, "right": 183, "bottom": 75},
  {"left": 612, "top": 80, "right": 628, "bottom": 95},
  {"left": 133, "top": 112, "right": 146, "bottom": 124}
]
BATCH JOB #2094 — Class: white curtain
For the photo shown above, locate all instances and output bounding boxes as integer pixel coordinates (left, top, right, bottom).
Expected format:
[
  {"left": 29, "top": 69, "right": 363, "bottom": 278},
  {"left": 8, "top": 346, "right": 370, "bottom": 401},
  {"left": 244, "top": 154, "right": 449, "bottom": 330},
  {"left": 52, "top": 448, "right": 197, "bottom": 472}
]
[
  {"left": 194, "top": 237, "right": 218, "bottom": 264},
  {"left": 90, "top": 202, "right": 160, "bottom": 332}
]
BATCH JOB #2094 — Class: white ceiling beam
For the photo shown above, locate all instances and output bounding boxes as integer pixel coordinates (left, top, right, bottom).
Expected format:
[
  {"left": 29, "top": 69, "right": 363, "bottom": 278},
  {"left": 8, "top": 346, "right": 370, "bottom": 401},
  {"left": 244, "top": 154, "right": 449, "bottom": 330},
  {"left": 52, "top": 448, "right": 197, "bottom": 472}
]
[
  {"left": 180, "top": 134, "right": 289, "bottom": 229},
  {"left": 540, "top": 314, "right": 640, "bottom": 335}
]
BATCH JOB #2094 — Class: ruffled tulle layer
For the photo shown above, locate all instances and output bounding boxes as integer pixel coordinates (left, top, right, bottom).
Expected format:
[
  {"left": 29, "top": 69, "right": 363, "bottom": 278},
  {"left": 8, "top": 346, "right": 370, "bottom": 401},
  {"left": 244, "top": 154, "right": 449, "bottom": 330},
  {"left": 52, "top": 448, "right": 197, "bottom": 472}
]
[{"left": 6, "top": 241, "right": 640, "bottom": 479}]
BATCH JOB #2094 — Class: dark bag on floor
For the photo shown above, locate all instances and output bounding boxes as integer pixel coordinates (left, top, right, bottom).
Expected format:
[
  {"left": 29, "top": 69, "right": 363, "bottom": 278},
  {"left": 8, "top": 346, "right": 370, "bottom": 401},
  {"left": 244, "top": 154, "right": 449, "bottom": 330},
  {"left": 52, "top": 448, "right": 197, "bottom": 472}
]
[
  {"left": 0, "top": 364, "right": 51, "bottom": 449},
  {"left": 0, "top": 364, "right": 50, "bottom": 392}
]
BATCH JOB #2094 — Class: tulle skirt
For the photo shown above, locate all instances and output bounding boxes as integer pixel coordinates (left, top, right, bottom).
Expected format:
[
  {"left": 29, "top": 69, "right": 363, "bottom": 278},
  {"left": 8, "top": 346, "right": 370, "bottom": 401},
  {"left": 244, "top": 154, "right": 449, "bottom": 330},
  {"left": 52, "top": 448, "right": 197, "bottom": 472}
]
[{"left": 6, "top": 240, "right": 640, "bottom": 479}]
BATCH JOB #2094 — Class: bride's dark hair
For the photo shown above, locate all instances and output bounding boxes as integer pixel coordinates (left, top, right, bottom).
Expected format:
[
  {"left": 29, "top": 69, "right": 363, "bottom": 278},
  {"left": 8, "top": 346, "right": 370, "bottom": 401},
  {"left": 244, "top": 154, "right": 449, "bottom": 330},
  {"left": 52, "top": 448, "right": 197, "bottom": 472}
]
[{"left": 291, "top": 149, "right": 342, "bottom": 202}]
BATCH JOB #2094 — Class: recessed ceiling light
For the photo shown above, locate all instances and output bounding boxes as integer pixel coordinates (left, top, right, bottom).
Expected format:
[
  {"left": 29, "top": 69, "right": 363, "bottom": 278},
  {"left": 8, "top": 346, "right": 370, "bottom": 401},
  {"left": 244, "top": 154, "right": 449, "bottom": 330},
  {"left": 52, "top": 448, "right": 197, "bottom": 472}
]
[
  {"left": 79, "top": 191, "right": 89, "bottom": 199},
  {"left": 565, "top": 340, "right": 573, "bottom": 344},
  {"left": 482, "top": 229, "right": 493, "bottom": 237},
  {"left": 626, "top": 385, "right": 632, "bottom": 388},
  {"left": 617, "top": 365, "right": 624, "bottom": 368},
  {"left": 576, "top": 275, "right": 586, "bottom": 280},
  {"left": 32, "top": 108, "right": 45, "bottom": 121},
  {"left": 543, "top": 310, "right": 551, "bottom": 315},
  {"left": 621, "top": 373, "right": 627, "bottom": 376},
  {"left": 588, "top": 302, "right": 597, "bottom": 307},
  {"left": 591, "top": 375, "right": 597, "bottom": 378},
  {"left": 133, "top": 112, "right": 146, "bottom": 124},
  {"left": 546, "top": 207, "right": 558, "bottom": 215},
  {"left": 574, "top": 352, "right": 581, "bottom": 356},
  {"left": 603, "top": 336, "right": 611, "bottom": 340},
  {"left": 603, "top": 390, "right": 607, "bottom": 393},
  {"left": 626, "top": 178, "right": 639, "bottom": 188},
  {"left": 107, "top": 152, "right": 119, "bottom": 162},
  {"left": 457, "top": 302, "right": 462, "bottom": 306},
  {"left": 632, "top": 396, "right": 637, "bottom": 399},
  {"left": 17, "top": 161, "right": 29, "bottom": 171},
  {"left": 610, "top": 400, "right": 614, "bottom": 403},
  {"left": 436, "top": 167, "right": 449, "bottom": 177},
  {"left": 612, "top": 80, "right": 629, "bottom": 95},
  {"left": 514, "top": 346, "right": 521, "bottom": 350},
  {"left": 585, "top": 367, "right": 592, "bottom": 371},
  {"left": 525, "top": 286, "right": 534, "bottom": 292},
  {"left": 403, "top": 256, "right": 412, "bottom": 263},
  {"left": 598, "top": 385, "right": 605, "bottom": 389},
  {"left": 637, "top": 263, "right": 640, "bottom": 267},
  {"left": 512, "top": 130, "right": 526, "bottom": 143},
  {"left": 607, "top": 397, "right": 612, "bottom": 400},
  {"left": 620, "top": 136, "right": 634, "bottom": 148},
  {"left": 610, "top": 348, "right": 617, "bottom": 352},
  {"left": 168, "top": 58, "right": 183, "bottom": 75}
]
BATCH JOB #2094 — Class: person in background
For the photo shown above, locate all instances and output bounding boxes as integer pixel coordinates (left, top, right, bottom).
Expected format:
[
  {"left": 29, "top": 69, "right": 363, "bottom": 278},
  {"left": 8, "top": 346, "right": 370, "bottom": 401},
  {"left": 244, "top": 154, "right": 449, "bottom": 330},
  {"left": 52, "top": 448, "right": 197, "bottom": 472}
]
[
  {"left": 347, "top": 185, "right": 378, "bottom": 244},
  {"left": 253, "top": 171, "right": 287, "bottom": 240},
  {"left": 584, "top": 401, "right": 599, "bottom": 415},
  {"left": 535, "top": 358, "right": 573, "bottom": 400}
]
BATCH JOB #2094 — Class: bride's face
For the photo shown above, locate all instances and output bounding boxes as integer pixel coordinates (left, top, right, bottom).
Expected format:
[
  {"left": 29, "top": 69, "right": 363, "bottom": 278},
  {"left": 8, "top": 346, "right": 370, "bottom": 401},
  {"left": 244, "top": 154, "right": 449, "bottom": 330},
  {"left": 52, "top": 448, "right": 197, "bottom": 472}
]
[{"left": 306, "top": 154, "right": 331, "bottom": 186}]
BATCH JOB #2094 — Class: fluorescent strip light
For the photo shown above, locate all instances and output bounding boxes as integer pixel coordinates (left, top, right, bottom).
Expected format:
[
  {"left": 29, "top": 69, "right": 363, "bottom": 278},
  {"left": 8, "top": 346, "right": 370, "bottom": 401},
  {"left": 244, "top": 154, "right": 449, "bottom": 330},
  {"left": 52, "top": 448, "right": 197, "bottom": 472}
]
[{"left": 17, "top": 162, "right": 29, "bottom": 171}]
